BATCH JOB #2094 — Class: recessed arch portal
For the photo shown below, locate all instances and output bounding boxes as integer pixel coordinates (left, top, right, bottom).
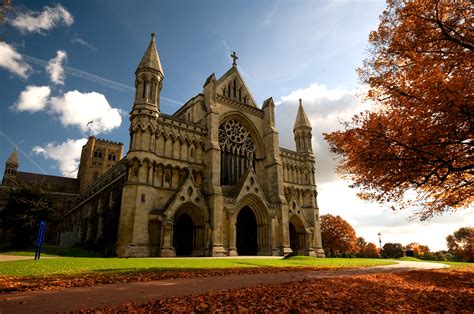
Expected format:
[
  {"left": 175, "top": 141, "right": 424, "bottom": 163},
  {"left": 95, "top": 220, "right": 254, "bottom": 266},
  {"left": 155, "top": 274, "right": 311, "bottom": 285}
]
[
  {"left": 289, "top": 215, "right": 306, "bottom": 254},
  {"left": 172, "top": 205, "right": 206, "bottom": 257},
  {"left": 236, "top": 206, "right": 257, "bottom": 255},
  {"left": 233, "top": 194, "right": 272, "bottom": 256},
  {"left": 173, "top": 213, "right": 193, "bottom": 256}
]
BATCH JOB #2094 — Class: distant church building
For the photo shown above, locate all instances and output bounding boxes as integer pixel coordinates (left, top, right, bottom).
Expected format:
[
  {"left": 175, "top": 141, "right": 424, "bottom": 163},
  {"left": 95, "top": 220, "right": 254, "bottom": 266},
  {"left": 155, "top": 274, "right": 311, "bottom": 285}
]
[{"left": 1, "top": 34, "right": 324, "bottom": 257}]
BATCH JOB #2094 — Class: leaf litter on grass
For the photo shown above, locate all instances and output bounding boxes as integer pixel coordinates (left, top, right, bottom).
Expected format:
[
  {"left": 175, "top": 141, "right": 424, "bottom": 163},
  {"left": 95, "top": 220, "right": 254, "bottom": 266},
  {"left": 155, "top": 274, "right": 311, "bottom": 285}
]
[{"left": 88, "top": 267, "right": 474, "bottom": 313}]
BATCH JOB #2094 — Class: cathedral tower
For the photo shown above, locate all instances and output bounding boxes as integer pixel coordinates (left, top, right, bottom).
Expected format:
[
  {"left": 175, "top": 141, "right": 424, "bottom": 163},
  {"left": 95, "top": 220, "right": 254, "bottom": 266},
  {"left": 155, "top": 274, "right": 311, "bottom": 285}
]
[
  {"left": 129, "top": 33, "right": 164, "bottom": 153},
  {"left": 117, "top": 33, "right": 164, "bottom": 257},
  {"left": 293, "top": 99, "right": 313, "bottom": 154}
]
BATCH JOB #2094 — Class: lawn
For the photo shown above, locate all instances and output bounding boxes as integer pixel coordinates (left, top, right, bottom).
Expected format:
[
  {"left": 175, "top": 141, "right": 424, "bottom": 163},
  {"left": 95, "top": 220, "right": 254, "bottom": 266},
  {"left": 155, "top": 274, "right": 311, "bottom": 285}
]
[
  {"left": 395, "top": 256, "right": 473, "bottom": 268},
  {"left": 0, "top": 256, "right": 397, "bottom": 276}
]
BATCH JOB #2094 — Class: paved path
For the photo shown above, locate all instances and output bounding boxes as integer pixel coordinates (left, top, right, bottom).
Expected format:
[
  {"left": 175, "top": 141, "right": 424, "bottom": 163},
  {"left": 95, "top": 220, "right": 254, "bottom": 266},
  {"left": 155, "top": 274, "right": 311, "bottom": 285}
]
[
  {"left": 0, "top": 261, "right": 447, "bottom": 313},
  {"left": 0, "top": 255, "right": 57, "bottom": 262}
]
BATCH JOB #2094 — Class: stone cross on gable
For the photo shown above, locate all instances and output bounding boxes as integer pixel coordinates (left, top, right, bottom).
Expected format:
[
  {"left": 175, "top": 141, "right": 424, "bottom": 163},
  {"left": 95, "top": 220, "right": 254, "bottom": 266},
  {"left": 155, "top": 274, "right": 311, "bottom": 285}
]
[{"left": 231, "top": 51, "right": 238, "bottom": 66}]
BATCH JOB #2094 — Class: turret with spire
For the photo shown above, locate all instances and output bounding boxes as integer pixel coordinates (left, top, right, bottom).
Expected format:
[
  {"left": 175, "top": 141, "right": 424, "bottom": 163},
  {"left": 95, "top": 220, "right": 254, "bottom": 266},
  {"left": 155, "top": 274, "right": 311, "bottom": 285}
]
[
  {"left": 133, "top": 32, "right": 164, "bottom": 114},
  {"left": 293, "top": 99, "right": 313, "bottom": 154},
  {"left": 2, "top": 148, "right": 19, "bottom": 185},
  {"left": 129, "top": 33, "right": 164, "bottom": 152}
]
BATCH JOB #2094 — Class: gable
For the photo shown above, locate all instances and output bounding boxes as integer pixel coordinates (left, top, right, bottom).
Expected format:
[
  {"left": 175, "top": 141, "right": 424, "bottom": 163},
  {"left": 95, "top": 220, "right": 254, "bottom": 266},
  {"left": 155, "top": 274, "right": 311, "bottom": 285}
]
[
  {"left": 162, "top": 172, "right": 209, "bottom": 223},
  {"left": 216, "top": 67, "right": 257, "bottom": 108},
  {"left": 234, "top": 168, "right": 268, "bottom": 206}
]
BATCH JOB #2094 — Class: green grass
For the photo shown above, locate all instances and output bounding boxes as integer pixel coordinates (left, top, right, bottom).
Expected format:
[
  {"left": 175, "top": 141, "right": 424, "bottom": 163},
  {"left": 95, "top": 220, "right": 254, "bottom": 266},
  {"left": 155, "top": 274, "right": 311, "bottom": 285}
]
[
  {"left": 0, "top": 257, "right": 396, "bottom": 277},
  {"left": 0, "top": 251, "right": 57, "bottom": 257},
  {"left": 0, "top": 246, "right": 101, "bottom": 257},
  {"left": 395, "top": 256, "right": 472, "bottom": 268},
  {"left": 397, "top": 257, "right": 420, "bottom": 261}
]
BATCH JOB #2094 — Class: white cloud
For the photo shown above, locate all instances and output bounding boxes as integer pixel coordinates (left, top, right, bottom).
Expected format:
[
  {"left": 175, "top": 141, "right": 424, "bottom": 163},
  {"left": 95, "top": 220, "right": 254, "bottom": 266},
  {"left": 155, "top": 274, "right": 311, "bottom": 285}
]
[
  {"left": 46, "top": 50, "right": 67, "bottom": 85},
  {"left": 275, "top": 83, "right": 368, "bottom": 183},
  {"left": 71, "top": 34, "right": 96, "bottom": 50},
  {"left": 10, "top": 4, "right": 73, "bottom": 34},
  {"left": 33, "top": 138, "right": 88, "bottom": 177},
  {"left": 12, "top": 87, "right": 122, "bottom": 134},
  {"left": 49, "top": 90, "right": 122, "bottom": 134},
  {"left": 12, "top": 85, "right": 51, "bottom": 112},
  {"left": 0, "top": 42, "right": 32, "bottom": 78}
]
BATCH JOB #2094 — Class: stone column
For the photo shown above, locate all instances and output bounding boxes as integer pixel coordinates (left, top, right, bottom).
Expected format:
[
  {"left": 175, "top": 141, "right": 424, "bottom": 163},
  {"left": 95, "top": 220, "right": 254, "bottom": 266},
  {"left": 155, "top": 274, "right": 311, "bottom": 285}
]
[
  {"left": 159, "top": 220, "right": 176, "bottom": 257},
  {"left": 203, "top": 74, "right": 226, "bottom": 256},
  {"left": 228, "top": 221, "right": 237, "bottom": 256}
]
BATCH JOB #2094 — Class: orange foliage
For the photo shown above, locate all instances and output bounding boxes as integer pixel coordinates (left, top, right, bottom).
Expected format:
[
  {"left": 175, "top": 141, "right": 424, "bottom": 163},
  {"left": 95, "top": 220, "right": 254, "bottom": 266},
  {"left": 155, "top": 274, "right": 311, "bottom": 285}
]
[
  {"left": 406, "top": 242, "right": 430, "bottom": 257},
  {"left": 321, "top": 214, "right": 358, "bottom": 257},
  {"left": 324, "top": 0, "right": 473, "bottom": 220},
  {"left": 95, "top": 268, "right": 474, "bottom": 312},
  {"left": 363, "top": 242, "right": 380, "bottom": 258}
]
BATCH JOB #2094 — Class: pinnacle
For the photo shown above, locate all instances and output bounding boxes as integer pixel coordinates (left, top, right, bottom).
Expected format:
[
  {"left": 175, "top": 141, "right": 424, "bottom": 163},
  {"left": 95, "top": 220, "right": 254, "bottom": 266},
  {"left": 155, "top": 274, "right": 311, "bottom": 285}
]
[
  {"left": 293, "top": 99, "right": 312, "bottom": 130},
  {"left": 136, "top": 33, "right": 164, "bottom": 76},
  {"left": 6, "top": 148, "right": 19, "bottom": 167}
]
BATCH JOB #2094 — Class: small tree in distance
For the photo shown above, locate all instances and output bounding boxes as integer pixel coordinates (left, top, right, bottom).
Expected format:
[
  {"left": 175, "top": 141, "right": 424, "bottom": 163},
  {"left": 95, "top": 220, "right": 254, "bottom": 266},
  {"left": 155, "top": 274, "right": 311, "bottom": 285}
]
[
  {"left": 355, "top": 237, "right": 367, "bottom": 257},
  {"left": 406, "top": 242, "right": 430, "bottom": 258},
  {"left": 382, "top": 243, "right": 404, "bottom": 259},
  {"left": 363, "top": 243, "right": 380, "bottom": 258},
  {"left": 446, "top": 226, "right": 474, "bottom": 262},
  {"left": 320, "top": 214, "right": 358, "bottom": 257}
]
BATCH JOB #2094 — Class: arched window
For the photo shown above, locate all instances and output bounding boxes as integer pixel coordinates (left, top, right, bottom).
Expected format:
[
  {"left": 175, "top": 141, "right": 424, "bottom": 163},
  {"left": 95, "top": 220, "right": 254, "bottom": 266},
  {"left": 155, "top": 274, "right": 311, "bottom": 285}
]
[
  {"left": 218, "top": 119, "right": 256, "bottom": 186},
  {"left": 233, "top": 79, "right": 237, "bottom": 98},
  {"left": 142, "top": 80, "right": 147, "bottom": 99},
  {"left": 149, "top": 80, "right": 155, "bottom": 102}
]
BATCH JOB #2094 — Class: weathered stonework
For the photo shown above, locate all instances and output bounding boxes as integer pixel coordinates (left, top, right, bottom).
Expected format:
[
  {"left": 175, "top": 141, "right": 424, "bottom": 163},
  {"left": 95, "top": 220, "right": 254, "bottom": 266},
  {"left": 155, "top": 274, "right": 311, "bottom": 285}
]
[{"left": 1, "top": 34, "right": 325, "bottom": 258}]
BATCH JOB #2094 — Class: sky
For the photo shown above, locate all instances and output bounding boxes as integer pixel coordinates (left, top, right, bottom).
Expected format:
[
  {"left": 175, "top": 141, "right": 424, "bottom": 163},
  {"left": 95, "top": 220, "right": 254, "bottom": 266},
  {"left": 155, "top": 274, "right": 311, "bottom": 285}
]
[{"left": 0, "top": 0, "right": 472, "bottom": 251}]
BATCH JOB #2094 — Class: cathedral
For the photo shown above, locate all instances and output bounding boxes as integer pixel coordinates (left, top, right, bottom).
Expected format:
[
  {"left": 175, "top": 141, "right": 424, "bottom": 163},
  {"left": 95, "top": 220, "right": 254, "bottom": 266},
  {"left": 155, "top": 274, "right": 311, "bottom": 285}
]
[{"left": 1, "top": 34, "right": 324, "bottom": 257}]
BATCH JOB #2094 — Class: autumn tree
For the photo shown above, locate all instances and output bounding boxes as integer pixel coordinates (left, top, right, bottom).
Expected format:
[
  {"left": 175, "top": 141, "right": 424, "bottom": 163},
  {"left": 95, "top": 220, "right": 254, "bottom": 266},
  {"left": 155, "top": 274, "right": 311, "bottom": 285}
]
[
  {"left": 406, "top": 242, "right": 430, "bottom": 258},
  {"left": 324, "top": 0, "right": 473, "bottom": 220},
  {"left": 446, "top": 226, "right": 474, "bottom": 262},
  {"left": 356, "top": 237, "right": 367, "bottom": 255},
  {"left": 0, "top": 187, "right": 53, "bottom": 248},
  {"left": 382, "top": 243, "right": 404, "bottom": 258},
  {"left": 320, "top": 214, "right": 358, "bottom": 257},
  {"left": 362, "top": 242, "right": 380, "bottom": 258}
]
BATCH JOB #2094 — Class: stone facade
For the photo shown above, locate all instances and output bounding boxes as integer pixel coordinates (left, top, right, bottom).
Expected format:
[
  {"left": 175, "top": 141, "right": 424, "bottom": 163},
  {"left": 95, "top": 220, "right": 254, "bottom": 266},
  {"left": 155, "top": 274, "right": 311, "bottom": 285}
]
[
  {"left": 1, "top": 33, "right": 324, "bottom": 257},
  {"left": 114, "top": 34, "right": 324, "bottom": 257}
]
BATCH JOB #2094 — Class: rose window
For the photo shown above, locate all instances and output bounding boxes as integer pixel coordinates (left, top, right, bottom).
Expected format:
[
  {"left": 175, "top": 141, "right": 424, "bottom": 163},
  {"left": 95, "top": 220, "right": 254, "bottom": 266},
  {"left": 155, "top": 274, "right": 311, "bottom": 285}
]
[{"left": 218, "top": 119, "right": 256, "bottom": 186}]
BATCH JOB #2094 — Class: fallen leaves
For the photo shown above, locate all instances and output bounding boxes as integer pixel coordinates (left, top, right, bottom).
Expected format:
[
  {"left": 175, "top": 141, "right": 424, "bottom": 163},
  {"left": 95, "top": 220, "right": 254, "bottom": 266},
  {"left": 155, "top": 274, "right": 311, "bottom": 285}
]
[
  {"left": 91, "top": 267, "right": 474, "bottom": 312},
  {"left": 0, "top": 266, "right": 323, "bottom": 293}
]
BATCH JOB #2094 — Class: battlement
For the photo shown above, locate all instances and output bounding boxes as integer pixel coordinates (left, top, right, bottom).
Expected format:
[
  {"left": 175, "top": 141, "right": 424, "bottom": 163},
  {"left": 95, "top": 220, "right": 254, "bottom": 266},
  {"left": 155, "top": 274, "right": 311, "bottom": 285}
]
[{"left": 89, "top": 136, "right": 124, "bottom": 146}]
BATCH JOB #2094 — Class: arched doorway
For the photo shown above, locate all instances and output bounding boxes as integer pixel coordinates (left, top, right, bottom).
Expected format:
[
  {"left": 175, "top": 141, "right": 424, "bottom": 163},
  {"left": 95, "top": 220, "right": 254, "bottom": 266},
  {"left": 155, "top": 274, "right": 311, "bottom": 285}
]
[
  {"left": 289, "top": 222, "right": 299, "bottom": 252},
  {"left": 173, "top": 213, "right": 193, "bottom": 256},
  {"left": 236, "top": 206, "right": 258, "bottom": 255},
  {"left": 289, "top": 216, "right": 306, "bottom": 255}
]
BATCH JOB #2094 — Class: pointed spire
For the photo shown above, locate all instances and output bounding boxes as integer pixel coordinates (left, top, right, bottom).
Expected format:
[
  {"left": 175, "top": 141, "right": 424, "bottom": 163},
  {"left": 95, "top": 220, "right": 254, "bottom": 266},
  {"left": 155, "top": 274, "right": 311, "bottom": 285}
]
[
  {"left": 6, "top": 148, "right": 19, "bottom": 167},
  {"left": 137, "top": 33, "right": 164, "bottom": 76},
  {"left": 293, "top": 99, "right": 312, "bottom": 130}
]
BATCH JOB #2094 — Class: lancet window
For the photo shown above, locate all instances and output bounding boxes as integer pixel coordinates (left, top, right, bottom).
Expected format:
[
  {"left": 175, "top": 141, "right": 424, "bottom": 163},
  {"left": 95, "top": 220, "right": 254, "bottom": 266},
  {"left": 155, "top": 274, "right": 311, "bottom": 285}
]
[{"left": 218, "top": 119, "right": 256, "bottom": 186}]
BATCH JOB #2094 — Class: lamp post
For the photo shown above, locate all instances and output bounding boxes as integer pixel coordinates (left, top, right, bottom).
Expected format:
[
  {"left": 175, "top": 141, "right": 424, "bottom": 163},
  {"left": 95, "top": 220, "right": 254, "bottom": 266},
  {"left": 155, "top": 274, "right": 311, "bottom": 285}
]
[{"left": 378, "top": 232, "right": 382, "bottom": 249}]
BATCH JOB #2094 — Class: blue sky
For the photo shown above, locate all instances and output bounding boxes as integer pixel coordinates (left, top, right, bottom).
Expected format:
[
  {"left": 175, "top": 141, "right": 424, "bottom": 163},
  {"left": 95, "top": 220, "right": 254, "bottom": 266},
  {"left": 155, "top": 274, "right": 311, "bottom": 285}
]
[{"left": 1, "top": 0, "right": 472, "bottom": 251}]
